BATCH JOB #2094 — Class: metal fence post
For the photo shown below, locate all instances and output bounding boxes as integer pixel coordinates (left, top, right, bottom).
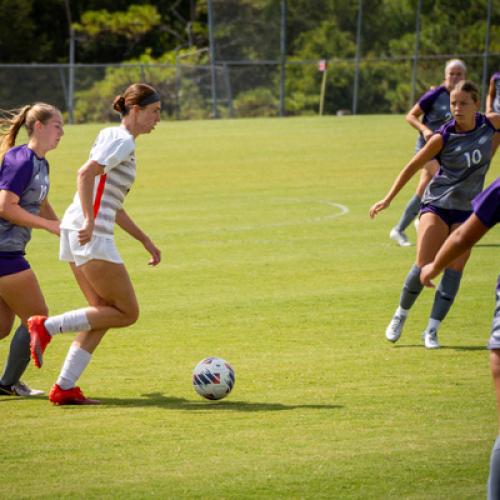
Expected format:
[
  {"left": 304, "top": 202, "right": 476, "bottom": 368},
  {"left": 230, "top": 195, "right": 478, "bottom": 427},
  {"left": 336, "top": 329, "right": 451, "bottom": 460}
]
[
  {"left": 481, "top": 0, "right": 492, "bottom": 110},
  {"left": 68, "top": 32, "right": 75, "bottom": 124},
  {"left": 223, "top": 63, "right": 234, "bottom": 117},
  {"left": 279, "top": 0, "right": 287, "bottom": 117},
  {"left": 175, "top": 50, "right": 181, "bottom": 120},
  {"left": 207, "top": 0, "right": 219, "bottom": 118},
  {"left": 352, "top": 0, "right": 363, "bottom": 115},
  {"left": 64, "top": 0, "right": 75, "bottom": 124},
  {"left": 410, "top": 0, "right": 422, "bottom": 108}
]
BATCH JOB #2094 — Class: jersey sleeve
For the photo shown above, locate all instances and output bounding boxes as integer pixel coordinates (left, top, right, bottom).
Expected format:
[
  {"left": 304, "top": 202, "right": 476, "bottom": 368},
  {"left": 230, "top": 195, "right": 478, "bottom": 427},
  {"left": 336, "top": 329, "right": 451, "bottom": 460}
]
[
  {"left": 435, "top": 120, "right": 453, "bottom": 145},
  {"left": 90, "top": 131, "right": 135, "bottom": 173},
  {"left": 418, "top": 88, "right": 438, "bottom": 114},
  {"left": 472, "top": 178, "right": 500, "bottom": 228},
  {"left": 0, "top": 151, "right": 33, "bottom": 197}
]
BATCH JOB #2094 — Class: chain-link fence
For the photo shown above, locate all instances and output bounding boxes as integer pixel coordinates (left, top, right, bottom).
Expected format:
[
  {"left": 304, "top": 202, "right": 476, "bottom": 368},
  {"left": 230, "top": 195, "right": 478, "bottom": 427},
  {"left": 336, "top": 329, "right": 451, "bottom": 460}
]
[
  {"left": 1, "top": 54, "right": 498, "bottom": 123},
  {"left": 0, "top": 0, "right": 497, "bottom": 122}
]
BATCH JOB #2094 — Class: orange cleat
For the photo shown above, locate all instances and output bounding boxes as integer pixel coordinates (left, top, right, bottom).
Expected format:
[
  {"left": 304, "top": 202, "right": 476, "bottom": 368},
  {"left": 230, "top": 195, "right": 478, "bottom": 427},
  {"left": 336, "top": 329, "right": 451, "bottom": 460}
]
[
  {"left": 27, "top": 316, "right": 52, "bottom": 368},
  {"left": 48, "top": 384, "right": 100, "bottom": 406}
]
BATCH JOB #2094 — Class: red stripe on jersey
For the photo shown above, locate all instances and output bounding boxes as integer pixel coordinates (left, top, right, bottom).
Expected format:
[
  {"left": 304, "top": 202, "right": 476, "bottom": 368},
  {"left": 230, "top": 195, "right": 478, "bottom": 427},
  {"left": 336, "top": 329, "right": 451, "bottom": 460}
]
[{"left": 93, "top": 174, "right": 107, "bottom": 219}]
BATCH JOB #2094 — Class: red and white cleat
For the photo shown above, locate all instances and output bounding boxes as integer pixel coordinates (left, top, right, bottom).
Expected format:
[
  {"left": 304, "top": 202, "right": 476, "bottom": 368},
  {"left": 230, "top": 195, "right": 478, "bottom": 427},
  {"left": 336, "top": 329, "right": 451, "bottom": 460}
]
[
  {"left": 27, "top": 315, "right": 52, "bottom": 368},
  {"left": 49, "top": 384, "right": 100, "bottom": 406}
]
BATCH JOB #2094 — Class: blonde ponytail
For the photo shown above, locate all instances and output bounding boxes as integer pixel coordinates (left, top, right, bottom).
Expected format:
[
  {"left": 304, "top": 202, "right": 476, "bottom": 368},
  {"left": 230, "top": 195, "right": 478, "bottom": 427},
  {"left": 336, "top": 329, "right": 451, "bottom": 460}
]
[
  {"left": 0, "top": 103, "right": 59, "bottom": 163},
  {"left": 0, "top": 105, "right": 31, "bottom": 162}
]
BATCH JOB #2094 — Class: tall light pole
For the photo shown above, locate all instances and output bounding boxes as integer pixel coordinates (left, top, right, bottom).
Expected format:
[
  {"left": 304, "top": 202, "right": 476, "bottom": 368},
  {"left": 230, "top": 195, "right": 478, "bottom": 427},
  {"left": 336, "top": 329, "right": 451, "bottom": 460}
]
[
  {"left": 352, "top": 0, "right": 362, "bottom": 115},
  {"left": 481, "top": 0, "right": 492, "bottom": 110},
  {"left": 410, "top": 0, "right": 422, "bottom": 107},
  {"left": 207, "top": 0, "right": 219, "bottom": 118},
  {"left": 63, "top": 0, "right": 75, "bottom": 124},
  {"left": 279, "top": 0, "right": 287, "bottom": 117}
]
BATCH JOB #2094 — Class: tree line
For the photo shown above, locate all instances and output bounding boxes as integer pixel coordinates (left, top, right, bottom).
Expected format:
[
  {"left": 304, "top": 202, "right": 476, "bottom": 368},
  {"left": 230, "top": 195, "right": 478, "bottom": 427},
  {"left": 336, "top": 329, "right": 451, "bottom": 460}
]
[{"left": 0, "top": 0, "right": 498, "bottom": 119}]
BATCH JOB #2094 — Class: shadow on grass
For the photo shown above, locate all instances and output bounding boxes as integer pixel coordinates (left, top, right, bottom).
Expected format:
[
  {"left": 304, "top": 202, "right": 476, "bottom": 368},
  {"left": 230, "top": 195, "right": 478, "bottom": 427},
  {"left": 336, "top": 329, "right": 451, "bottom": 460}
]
[
  {"left": 0, "top": 394, "right": 46, "bottom": 403},
  {"left": 394, "top": 344, "right": 486, "bottom": 351},
  {"left": 97, "top": 393, "right": 343, "bottom": 412}
]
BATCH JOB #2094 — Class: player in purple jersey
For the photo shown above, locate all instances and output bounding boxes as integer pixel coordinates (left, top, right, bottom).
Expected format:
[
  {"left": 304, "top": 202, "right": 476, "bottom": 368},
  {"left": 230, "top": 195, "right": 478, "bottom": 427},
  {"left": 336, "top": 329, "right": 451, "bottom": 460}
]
[
  {"left": 370, "top": 80, "right": 500, "bottom": 349},
  {"left": 487, "top": 72, "right": 500, "bottom": 114},
  {"left": 390, "top": 59, "right": 466, "bottom": 247},
  {"left": 28, "top": 84, "right": 161, "bottom": 406},
  {"left": 0, "top": 103, "right": 62, "bottom": 397},
  {"left": 419, "top": 177, "right": 500, "bottom": 499}
]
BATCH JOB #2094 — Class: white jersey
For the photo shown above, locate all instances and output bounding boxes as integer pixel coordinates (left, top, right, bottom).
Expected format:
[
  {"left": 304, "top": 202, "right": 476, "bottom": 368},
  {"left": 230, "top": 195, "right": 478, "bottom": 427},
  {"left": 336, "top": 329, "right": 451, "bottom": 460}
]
[{"left": 61, "top": 125, "right": 136, "bottom": 238}]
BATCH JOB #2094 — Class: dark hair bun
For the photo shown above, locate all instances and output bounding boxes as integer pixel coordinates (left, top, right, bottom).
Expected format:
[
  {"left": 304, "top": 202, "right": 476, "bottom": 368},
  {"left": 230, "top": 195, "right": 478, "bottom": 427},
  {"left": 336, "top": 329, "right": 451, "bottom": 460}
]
[{"left": 113, "top": 96, "right": 127, "bottom": 114}]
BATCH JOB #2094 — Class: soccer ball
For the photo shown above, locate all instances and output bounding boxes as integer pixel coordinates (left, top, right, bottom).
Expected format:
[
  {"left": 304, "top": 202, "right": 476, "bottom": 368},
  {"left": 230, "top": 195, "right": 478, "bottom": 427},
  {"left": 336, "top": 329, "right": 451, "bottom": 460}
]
[{"left": 192, "top": 357, "right": 235, "bottom": 400}]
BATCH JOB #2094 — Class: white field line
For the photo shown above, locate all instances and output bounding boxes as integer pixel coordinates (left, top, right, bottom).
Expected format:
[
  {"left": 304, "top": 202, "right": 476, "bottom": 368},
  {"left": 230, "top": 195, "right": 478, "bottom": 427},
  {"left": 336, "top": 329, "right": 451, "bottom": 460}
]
[{"left": 168, "top": 198, "right": 349, "bottom": 235}]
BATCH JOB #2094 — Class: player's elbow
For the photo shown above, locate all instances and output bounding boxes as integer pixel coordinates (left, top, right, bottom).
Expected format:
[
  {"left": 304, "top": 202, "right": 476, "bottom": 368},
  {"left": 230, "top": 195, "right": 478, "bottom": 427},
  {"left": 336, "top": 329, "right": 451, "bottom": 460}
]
[
  {"left": 77, "top": 166, "right": 94, "bottom": 185},
  {"left": 77, "top": 161, "right": 104, "bottom": 185},
  {"left": 0, "top": 201, "right": 15, "bottom": 221}
]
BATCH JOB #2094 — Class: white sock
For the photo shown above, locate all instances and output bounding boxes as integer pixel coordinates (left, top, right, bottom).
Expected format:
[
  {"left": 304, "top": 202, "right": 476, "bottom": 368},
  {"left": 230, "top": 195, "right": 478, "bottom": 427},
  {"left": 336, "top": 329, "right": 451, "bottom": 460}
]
[
  {"left": 396, "top": 306, "right": 409, "bottom": 318},
  {"left": 56, "top": 344, "right": 92, "bottom": 390},
  {"left": 426, "top": 318, "right": 441, "bottom": 332},
  {"left": 45, "top": 309, "right": 91, "bottom": 336}
]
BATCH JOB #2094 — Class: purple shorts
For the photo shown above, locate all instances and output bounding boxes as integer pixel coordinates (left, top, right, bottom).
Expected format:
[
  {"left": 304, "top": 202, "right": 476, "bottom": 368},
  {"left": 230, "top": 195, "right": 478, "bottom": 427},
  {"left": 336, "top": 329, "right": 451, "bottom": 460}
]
[
  {"left": 420, "top": 204, "right": 472, "bottom": 227},
  {"left": 0, "top": 252, "right": 30, "bottom": 277}
]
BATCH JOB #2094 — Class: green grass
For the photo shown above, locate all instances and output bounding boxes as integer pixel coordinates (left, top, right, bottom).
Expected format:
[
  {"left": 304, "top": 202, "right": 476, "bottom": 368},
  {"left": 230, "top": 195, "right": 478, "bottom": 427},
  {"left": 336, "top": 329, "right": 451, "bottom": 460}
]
[{"left": 1, "top": 115, "right": 499, "bottom": 498}]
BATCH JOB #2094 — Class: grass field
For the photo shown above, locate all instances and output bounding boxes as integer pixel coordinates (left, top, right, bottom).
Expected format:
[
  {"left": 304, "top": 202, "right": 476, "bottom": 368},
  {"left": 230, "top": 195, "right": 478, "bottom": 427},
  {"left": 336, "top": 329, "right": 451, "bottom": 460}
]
[{"left": 1, "top": 115, "right": 499, "bottom": 498}]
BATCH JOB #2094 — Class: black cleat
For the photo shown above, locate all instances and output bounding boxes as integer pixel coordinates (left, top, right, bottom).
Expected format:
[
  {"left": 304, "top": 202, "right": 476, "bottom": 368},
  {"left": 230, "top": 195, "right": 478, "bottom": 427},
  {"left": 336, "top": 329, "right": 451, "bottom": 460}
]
[{"left": 0, "top": 383, "right": 16, "bottom": 396}]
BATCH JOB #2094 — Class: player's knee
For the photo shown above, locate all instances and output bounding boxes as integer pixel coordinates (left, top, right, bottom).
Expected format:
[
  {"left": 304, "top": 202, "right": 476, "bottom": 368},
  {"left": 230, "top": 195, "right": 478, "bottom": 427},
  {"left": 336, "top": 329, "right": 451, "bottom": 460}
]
[{"left": 122, "top": 304, "right": 140, "bottom": 327}]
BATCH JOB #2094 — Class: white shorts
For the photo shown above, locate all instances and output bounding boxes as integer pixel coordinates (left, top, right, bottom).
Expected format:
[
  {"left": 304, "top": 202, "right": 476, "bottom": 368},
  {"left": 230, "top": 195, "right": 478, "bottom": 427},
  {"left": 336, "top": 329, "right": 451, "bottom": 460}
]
[{"left": 59, "top": 229, "right": 123, "bottom": 267}]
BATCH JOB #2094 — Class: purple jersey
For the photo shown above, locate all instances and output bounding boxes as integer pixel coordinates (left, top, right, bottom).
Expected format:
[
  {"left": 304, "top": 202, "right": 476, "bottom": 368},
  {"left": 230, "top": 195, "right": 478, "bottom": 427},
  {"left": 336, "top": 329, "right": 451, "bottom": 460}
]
[
  {"left": 422, "top": 114, "right": 496, "bottom": 211},
  {"left": 0, "top": 145, "right": 50, "bottom": 252},
  {"left": 472, "top": 177, "right": 500, "bottom": 228},
  {"left": 418, "top": 86, "right": 452, "bottom": 128},
  {"left": 414, "top": 85, "right": 452, "bottom": 151}
]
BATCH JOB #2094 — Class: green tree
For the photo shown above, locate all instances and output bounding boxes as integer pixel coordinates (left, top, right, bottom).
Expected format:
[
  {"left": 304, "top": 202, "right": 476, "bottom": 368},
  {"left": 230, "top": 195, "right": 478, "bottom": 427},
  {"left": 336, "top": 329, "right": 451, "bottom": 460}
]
[{"left": 73, "top": 4, "right": 162, "bottom": 61}]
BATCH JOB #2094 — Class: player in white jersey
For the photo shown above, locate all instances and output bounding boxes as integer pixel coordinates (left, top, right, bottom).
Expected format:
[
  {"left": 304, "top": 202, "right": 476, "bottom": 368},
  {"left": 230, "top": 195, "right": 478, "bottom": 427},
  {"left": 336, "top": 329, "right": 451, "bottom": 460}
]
[
  {"left": 389, "top": 59, "right": 466, "bottom": 247},
  {"left": 28, "top": 83, "right": 161, "bottom": 405}
]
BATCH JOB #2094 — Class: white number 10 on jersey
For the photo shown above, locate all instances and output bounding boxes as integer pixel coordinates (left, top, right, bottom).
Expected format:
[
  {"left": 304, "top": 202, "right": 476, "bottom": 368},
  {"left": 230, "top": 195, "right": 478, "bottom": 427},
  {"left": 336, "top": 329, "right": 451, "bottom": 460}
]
[{"left": 464, "top": 149, "right": 482, "bottom": 168}]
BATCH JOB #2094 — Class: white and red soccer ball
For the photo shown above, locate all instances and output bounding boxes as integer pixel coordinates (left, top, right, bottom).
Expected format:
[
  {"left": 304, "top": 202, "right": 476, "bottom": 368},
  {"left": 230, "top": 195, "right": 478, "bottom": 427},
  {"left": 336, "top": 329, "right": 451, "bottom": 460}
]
[{"left": 192, "top": 357, "right": 235, "bottom": 400}]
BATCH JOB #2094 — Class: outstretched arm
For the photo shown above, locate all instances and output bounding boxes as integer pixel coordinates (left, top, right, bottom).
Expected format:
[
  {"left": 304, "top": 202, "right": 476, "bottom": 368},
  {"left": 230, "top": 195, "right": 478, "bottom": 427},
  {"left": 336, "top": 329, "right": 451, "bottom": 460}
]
[
  {"left": 369, "top": 133, "right": 443, "bottom": 218},
  {"left": 116, "top": 208, "right": 161, "bottom": 266}
]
